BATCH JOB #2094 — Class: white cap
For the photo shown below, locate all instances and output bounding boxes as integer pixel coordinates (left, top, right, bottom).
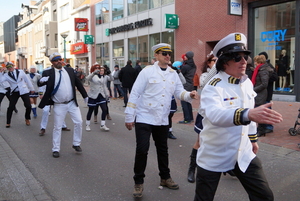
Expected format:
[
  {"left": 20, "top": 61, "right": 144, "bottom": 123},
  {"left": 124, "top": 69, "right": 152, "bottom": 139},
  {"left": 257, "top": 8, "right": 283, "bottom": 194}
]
[
  {"left": 49, "top": 52, "right": 62, "bottom": 61},
  {"left": 213, "top": 33, "right": 251, "bottom": 58},
  {"left": 151, "top": 43, "right": 172, "bottom": 53},
  {"left": 30, "top": 65, "right": 36, "bottom": 69}
]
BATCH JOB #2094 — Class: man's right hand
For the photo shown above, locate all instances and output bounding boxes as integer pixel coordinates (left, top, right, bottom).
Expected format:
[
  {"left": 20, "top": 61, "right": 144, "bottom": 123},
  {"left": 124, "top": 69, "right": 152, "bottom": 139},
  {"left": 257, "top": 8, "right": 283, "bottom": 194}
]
[{"left": 125, "top": 122, "right": 135, "bottom": 130}]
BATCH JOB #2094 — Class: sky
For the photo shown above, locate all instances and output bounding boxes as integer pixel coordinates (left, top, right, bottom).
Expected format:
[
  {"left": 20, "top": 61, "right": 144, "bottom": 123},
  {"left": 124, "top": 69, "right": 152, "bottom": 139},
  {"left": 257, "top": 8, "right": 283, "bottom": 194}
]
[{"left": 0, "top": 0, "right": 27, "bottom": 22}]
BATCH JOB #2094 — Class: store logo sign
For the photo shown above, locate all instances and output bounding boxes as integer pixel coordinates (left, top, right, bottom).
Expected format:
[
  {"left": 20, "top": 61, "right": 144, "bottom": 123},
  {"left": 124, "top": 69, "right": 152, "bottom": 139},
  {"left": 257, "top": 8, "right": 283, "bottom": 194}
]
[{"left": 260, "top": 29, "right": 287, "bottom": 42}]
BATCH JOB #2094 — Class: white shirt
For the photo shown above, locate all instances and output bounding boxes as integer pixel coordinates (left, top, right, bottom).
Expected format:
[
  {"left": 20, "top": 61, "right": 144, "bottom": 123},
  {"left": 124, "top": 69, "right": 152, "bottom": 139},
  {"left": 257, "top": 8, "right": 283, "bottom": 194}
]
[
  {"left": 197, "top": 71, "right": 257, "bottom": 173},
  {"left": 52, "top": 68, "right": 73, "bottom": 103},
  {"left": 125, "top": 62, "right": 192, "bottom": 125}
]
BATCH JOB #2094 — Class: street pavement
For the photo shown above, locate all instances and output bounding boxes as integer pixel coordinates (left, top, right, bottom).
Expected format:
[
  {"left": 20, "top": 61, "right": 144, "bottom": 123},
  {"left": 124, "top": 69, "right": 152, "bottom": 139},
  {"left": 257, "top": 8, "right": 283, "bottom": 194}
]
[{"left": 0, "top": 88, "right": 300, "bottom": 201}]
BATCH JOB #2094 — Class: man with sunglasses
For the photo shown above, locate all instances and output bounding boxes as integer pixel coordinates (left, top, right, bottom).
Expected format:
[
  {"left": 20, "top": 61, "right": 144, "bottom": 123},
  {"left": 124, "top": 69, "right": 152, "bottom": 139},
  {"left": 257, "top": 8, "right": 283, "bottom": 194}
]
[
  {"left": 125, "top": 43, "right": 197, "bottom": 198},
  {"left": 38, "top": 52, "right": 88, "bottom": 158},
  {"left": 194, "top": 33, "right": 283, "bottom": 201}
]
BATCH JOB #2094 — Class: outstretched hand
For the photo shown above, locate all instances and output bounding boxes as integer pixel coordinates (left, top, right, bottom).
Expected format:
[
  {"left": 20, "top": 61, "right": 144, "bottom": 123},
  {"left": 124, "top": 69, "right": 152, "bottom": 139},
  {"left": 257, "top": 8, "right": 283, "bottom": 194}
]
[{"left": 248, "top": 102, "right": 283, "bottom": 125}]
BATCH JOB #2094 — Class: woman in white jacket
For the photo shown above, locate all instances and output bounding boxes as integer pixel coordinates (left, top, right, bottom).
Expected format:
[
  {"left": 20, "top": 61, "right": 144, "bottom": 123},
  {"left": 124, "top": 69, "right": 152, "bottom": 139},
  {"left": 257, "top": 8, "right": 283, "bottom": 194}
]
[{"left": 85, "top": 64, "right": 113, "bottom": 131}]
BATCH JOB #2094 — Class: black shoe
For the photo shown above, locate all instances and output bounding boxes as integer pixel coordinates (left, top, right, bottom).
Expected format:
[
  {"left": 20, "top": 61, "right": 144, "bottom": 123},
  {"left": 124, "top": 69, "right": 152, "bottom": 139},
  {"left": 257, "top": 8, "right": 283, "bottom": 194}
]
[
  {"left": 6, "top": 124, "right": 10, "bottom": 128},
  {"left": 62, "top": 127, "right": 71, "bottom": 131},
  {"left": 39, "top": 129, "right": 45, "bottom": 136},
  {"left": 264, "top": 129, "right": 273, "bottom": 133},
  {"left": 72, "top": 145, "right": 82, "bottom": 152},
  {"left": 168, "top": 132, "right": 177, "bottom": 139},
  {"left": 178, "top": 120, "right": 192, "bottom": 124},
  {"left": 14, "top": 108, "right": 18, "bottom": 113},
  {"left": 52, "top": 151, "right": 60, "bottom": 158}
]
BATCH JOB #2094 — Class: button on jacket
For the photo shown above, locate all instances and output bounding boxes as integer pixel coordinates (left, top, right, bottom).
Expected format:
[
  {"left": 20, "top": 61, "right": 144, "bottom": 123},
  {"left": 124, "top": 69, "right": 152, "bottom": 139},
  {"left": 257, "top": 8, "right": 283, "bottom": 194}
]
[
  {"left": 197, "top": 71, "right": 257, "bottom": 173},
  {"left": 125, "top": 62, "right": 192, "bottom": 125}
]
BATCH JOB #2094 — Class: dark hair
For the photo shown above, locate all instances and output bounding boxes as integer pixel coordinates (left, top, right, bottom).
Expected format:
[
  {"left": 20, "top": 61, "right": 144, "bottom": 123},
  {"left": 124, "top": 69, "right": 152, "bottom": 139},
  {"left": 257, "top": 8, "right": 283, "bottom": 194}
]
[
  {"left": 136, "top": 60, "right": 140, "bottom": 65},
  {"left": 216, "top": 54, "right": 236, "bottom": 72},
  {"left": 202, "top": 55, "right": 215, "bottom": 73},
  {"left": 127, "top": 60, "right": 132, "bottom": 65}
]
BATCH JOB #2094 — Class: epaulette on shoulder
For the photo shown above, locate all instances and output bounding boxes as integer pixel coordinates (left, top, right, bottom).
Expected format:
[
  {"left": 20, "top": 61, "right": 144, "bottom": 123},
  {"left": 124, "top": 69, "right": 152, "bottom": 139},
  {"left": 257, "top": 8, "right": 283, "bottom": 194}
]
[{"left": 208, "top": 78, "right": 221, "bottom": 86}]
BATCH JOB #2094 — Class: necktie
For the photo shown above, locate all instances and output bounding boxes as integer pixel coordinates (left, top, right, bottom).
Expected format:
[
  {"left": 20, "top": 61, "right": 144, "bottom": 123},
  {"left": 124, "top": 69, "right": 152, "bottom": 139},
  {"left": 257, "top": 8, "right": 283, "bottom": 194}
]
[
  {"left": 51, "top": 70, "right": 62, "bottom": 96},
  {"left": 10, "top": 72, "right": 16, "bottom": 80}
]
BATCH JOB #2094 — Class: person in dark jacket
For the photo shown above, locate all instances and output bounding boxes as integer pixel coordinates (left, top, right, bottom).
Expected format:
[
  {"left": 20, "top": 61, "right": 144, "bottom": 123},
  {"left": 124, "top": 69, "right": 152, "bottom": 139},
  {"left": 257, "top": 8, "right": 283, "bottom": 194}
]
[
  {"left": 178, "top": 51, "right": 196, "bottom": 124},
  {"left": 134, "top": 60, "right": 142, "bottom": 75},
  {"left": 119, "top": 60, "right": 137, "bottom": 107},
  {"left": 258, "top": 51, "right": 278, "bottom": 134}
]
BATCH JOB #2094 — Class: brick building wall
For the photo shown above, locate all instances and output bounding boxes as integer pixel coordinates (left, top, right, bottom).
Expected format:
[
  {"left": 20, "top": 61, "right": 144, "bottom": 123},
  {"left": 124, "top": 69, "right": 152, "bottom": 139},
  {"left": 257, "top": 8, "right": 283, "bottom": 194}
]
[{"left": 175, "top": 0, "right": 254, "bottom": 74}]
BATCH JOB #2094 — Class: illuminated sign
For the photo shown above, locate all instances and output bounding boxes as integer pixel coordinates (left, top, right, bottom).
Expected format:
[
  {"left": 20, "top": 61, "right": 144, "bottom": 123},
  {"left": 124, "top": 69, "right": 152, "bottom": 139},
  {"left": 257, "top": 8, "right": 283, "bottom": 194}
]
[{"left": 75, "top": 18, "right": 88, "bottom": 32}]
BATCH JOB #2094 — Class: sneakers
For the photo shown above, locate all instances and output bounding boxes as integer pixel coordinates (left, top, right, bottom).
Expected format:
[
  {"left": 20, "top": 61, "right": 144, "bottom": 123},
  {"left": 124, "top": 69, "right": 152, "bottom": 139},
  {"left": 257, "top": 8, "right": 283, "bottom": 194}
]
[
  {"left": 160, "top": 178, "right": 179, "bottom": 190},
  {"left": 178, "top": 120, "right": 192, "bottom": 124},
  {"left": 133, "top": 184, "right": 143, "bottom": 198},
  {"left": 100, "top": 125, "right": 110, "bottom": 131},
  {"left": 86, "top": 125, "right": 91, "bottom": 131},
  {"left": 168, "top": 131, "right": 177, "bottom": 139}
]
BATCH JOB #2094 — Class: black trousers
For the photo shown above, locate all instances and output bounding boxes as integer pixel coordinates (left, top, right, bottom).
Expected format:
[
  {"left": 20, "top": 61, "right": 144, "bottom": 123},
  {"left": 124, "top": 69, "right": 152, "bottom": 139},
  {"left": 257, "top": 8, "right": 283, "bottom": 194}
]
[
  {"left": 194, "top": 157, "right": 274, "bottom": 201},
  {"left": 133, "top": 123, "right": 170, "bottom": 184},
  {"left": 7, "top": 92, "right": 31, "bottom": 124}
]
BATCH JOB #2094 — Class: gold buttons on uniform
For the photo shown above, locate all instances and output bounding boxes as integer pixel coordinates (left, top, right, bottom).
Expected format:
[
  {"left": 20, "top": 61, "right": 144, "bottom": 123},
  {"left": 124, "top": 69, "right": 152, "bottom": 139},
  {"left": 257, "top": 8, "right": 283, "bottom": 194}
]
[
  {"left": 149, "top": 103, "right": 152, "bottom": 106},
  {"left": 230, "top": 101, "right": 233, "bottom": 105}
]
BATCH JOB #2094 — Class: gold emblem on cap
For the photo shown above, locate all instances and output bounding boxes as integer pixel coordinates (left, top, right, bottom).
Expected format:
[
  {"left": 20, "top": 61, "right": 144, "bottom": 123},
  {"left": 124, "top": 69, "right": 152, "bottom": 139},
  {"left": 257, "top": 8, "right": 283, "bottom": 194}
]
[{"left": 235, "top": 34, "right": 241, "bottom": 41}]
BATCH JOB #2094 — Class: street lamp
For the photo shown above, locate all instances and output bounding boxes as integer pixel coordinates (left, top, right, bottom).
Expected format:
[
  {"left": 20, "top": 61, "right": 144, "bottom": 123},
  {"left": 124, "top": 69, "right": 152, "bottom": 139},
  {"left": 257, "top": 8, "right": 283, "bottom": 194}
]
[{"left": 60, "top": 33, "right": 69, "bottom": 62}]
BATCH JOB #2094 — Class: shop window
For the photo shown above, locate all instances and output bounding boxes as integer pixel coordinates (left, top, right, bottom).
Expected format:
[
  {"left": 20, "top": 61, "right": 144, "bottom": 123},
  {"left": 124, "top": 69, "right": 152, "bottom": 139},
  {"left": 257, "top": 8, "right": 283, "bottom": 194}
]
[
  {"left": 96, "top": 42, "right": 109, "bottom": 66},
  {"left": 149, "top": 33, "right": 160, "bottom": 62},
  {"left": 113, "top": 40, "right": 124, "bottom": 57},
  {"left": 112, "top": 0, "right": 124, "bottom": 20},
  {"left": 95, "top": 0, "right": 110, "bottom": 25},
  {"left": 138, "top": 35, "right": 148, "bottom": 67},
  {"left": 254, "top": 1, "right": 296, "bottom": 93},
  {"left": 162, "top": 31, "right": 174, "bottom": 59},
  {"left": 138, "top": 0, "right": 148, "bottom": 12},
  {"left": 128, "top": 37, "right": 137, "bottom": 62}
]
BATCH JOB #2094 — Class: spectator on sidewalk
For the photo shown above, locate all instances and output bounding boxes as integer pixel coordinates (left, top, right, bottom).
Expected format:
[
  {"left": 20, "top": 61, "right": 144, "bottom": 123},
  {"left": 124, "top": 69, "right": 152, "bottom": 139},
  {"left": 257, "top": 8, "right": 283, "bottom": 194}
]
[
  {"left": 119, "top": 60, "right": 137, "bottom": 107},
  {"left": 178, "top": 51, "right": 196, "bottom": 124},
  {"left": 112, "top": 65, "right": 124, "bottom": 99},
  {"left": 134, "top": 60, "right": 142, "bottom": 75},
  {"left": 125, "top": 43, "right": 197, "bottom": 198}
]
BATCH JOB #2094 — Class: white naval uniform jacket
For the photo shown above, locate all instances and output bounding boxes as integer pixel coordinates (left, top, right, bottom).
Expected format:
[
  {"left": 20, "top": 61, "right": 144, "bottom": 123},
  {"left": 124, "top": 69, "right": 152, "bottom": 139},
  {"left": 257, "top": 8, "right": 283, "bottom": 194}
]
[
  {"left": 1, "top": 69, "right": 34, "bottom": 95},
  {"left": 125, "top": 62, "right": 192, "bottom": 125},
  {"left": 86, "top": 73, "right": 113, "bottom": 99},
  {"left": 27, "top": 73, "right": 42, "bottom": 92},
  {"left": 197, "top": 71, "right": 257, "bottom": 173}
]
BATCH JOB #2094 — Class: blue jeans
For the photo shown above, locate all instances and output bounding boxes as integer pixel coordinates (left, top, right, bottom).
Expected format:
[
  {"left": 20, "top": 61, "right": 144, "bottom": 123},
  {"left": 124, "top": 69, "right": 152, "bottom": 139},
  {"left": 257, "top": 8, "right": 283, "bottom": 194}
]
[
  {"left": 113, "top": 84, "right": 124, "bottom": 98},
  {"left": 181, "top": 100, "right": 194, "bottom": 121}
]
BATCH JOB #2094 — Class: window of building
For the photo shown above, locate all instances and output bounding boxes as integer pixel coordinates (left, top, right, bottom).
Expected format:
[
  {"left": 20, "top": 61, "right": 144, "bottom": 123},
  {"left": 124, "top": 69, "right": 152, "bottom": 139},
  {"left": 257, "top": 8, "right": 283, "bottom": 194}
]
[
  {"left": 162, "top": 31, "right": 174, "bottom": 60},
  {"left": 128, "top": 37, "right": 137, "bottom": 62},
  {"left": 113, "top": 40, "right": 124, "bottom": 57},
  {"left": 162, "top": 0, "right": 174, "bottom": 6},
  {"left": 254, "top": 1, "right": 296, "bottom": 94},
  {"left": 149, "top": 0, "right": 161, "bottom": 9},
  {"left": 112, "top": 0, "right": 124, "bottom": 20},
  {"left": 149, "top": 33, "right": 160, "bottom": 61},
  {"left": 95, "top": 0, "right": 110, "bottom": 25},
  {"left": 128, "top": 0, "right": 136, "bottom": 15},
  {"left": 138, "top": 0, "right": 148, "bottom": 12},
  {"left": 60, "top": 3, "right": 69, "bottom": 21},
  {"left": 96, "top": 42, "right": 110, "bottom": 66},
  {"left": 138, "top": 35, "right": 148, "bottom": 66}
]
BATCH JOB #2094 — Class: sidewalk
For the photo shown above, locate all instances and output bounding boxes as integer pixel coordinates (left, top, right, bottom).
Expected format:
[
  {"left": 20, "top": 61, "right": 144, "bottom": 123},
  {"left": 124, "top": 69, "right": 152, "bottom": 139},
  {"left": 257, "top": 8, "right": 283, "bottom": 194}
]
[{"left": 171, "top": 98, "right": 300, "bottom": 151}]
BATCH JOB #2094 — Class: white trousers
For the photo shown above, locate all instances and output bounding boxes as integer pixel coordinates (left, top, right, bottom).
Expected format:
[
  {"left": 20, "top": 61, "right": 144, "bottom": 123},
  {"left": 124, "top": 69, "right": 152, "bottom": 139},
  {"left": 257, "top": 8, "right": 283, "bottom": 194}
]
[
  {"left": 52, "top": 101, "right": 83, "bottom": 152},
  {"left": 40, "top": 105, "right": 67, "bottom": 130}
]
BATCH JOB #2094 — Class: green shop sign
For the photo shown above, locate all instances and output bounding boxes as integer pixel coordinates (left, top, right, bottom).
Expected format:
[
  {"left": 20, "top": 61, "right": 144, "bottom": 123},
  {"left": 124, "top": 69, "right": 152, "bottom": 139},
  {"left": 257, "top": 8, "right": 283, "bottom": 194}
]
[
  {"left": 84, "top": 35, "right": 94, "bottom": 44},
  {"left": 165, "top": 14, "right": 179, "bottom": 29}
]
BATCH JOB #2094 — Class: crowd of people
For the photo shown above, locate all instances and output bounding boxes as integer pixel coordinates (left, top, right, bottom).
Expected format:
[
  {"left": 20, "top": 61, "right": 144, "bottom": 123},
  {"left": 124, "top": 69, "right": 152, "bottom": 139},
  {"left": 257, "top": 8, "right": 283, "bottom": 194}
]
[{"left": 0, "top": 33, "right": 286, "bottom": 200}]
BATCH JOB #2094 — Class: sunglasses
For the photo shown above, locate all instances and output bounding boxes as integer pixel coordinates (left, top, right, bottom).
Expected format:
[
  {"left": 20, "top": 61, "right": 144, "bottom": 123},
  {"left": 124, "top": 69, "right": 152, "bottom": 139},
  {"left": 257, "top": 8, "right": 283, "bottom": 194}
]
[
  {"left": 95, "top": 67, "right": 100, "bottom": 69},
  {"left": 232, "top": 54, "right": 248, "bottom": 62},
  {"left": 159, "top": 52, "right": 172, "bottom": 56},
  {"left": 52, "top": 59, "right": 62, "bottom": 62}
]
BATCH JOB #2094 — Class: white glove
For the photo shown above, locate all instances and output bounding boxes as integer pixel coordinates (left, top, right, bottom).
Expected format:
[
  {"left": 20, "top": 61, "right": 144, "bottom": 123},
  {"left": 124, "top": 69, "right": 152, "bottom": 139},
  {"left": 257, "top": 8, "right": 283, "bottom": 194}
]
[
  {"left": 84, "top": 97, "right": 88, "bottom": 104},
  {"left": 40, "top": 76, "right": 49, "bottom": 83}
]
